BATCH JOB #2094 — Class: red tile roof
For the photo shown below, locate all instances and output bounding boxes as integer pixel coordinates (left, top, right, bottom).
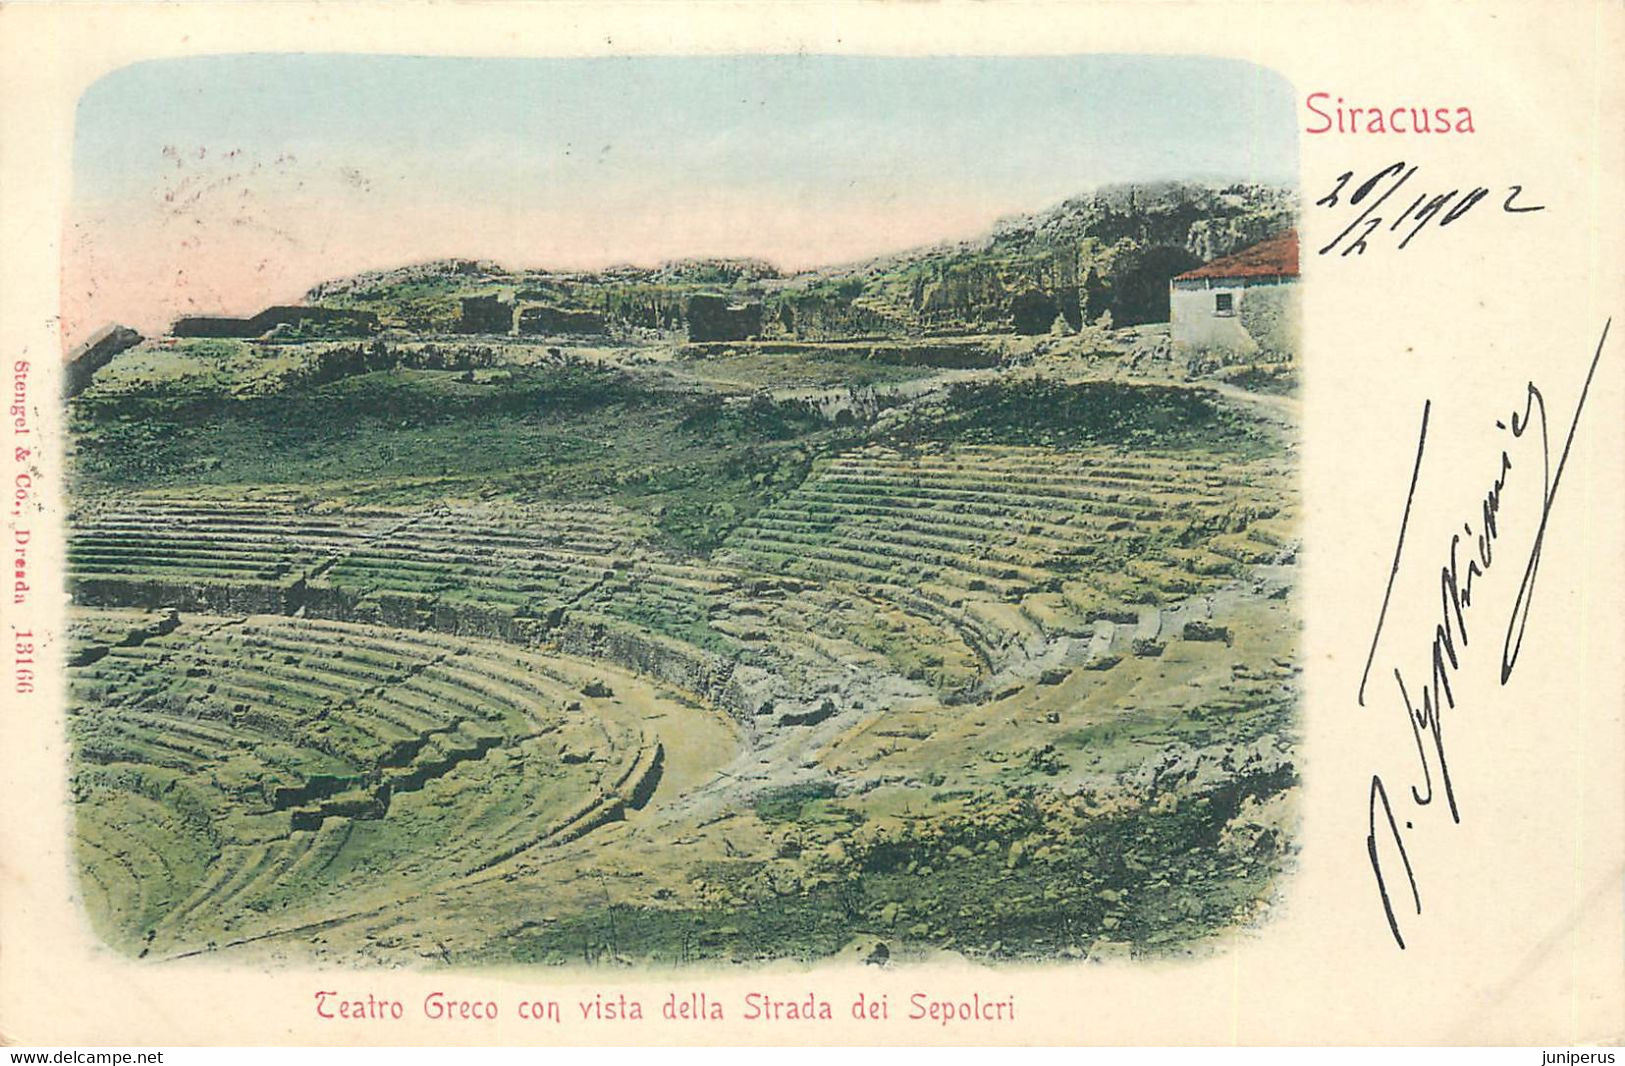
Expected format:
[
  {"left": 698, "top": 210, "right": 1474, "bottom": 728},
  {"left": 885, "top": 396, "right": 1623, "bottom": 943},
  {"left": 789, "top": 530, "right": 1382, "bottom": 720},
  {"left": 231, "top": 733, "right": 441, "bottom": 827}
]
[{"left": 1174, "top": 230, "right": 1299, "bottom": 281}]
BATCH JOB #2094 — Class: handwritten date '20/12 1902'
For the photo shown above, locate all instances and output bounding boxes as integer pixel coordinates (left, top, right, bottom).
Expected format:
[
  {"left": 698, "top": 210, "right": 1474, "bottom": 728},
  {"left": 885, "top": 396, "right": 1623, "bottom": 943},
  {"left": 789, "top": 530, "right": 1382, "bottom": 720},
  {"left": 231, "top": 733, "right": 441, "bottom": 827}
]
[
  {"left": 1357, "top": 319, "right": 1613, "bottom": 950},
  {"left": 1316, "top": 162, "right": 1544, "bottom": 257}
]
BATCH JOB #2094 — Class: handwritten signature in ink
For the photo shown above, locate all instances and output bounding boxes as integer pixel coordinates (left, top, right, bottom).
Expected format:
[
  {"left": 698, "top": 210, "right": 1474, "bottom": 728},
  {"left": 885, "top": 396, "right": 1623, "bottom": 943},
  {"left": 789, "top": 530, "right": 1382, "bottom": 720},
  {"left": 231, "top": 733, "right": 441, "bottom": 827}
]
[{"left": 1357, "top": 319, "right": 1611, "bottom": 949}]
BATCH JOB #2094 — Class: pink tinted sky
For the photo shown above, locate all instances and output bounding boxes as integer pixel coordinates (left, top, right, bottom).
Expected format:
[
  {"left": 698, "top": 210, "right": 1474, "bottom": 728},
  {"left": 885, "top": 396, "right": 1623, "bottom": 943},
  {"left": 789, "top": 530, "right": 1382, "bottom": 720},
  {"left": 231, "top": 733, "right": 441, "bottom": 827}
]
[{"left": 62, "top": 54, "right": 1295, "bottom": 348}]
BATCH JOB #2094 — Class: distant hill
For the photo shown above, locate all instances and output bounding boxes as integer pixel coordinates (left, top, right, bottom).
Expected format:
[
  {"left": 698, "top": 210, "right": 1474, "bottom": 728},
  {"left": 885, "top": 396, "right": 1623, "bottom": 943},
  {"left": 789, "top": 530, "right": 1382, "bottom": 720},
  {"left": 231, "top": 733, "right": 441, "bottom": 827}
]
[{"left": 301, "top": 182, "right": 1296, "bottom": 339}]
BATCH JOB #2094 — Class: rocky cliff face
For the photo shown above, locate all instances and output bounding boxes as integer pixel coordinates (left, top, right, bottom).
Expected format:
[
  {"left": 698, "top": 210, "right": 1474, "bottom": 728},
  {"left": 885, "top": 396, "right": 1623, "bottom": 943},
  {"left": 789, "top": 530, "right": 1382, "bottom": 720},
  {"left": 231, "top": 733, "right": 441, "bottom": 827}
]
[
  {"left": 686, "top": 294, "right": 765, "bottom": 342},
  {"left": 64, "top": 325, "right": 143, "bottom": 398},
  {"left": 799, "top": 182, "right": 1298, "bottom": 336},
  {"left": 518, "top": 305, "right": 607, "bottom": 335},
  {"left": 295, "top": 182, "right": 1296, "bottom": 343},
  {"left": 457, "top": 295, "right": 515, "bottom": 334},
  {"left": 1186, "top": 211, "right": 1297, "bottom": 264}
]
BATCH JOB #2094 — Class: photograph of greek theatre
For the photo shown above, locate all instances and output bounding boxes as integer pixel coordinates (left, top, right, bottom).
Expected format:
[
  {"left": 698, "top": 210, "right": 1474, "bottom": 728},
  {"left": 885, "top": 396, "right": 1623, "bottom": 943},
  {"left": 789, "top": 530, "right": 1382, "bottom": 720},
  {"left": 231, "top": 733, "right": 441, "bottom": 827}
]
[{"left": 60, "top": 53, "right": 1302, "bottom": 966}]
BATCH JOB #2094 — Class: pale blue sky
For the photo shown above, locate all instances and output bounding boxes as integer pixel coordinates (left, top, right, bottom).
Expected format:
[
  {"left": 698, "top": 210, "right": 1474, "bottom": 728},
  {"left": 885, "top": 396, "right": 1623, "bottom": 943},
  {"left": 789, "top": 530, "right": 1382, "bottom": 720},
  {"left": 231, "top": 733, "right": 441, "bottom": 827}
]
[{"left": 75, "top": 53, "right": 1295, "bottom": 209}]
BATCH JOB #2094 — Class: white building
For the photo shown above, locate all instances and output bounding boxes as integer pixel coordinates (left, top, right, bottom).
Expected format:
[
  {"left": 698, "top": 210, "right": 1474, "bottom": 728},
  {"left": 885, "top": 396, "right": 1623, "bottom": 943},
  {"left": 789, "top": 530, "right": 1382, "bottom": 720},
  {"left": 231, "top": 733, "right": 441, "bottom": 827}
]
[{"left": 1169, "top": 230, "right": 1299, "bottom": 360}]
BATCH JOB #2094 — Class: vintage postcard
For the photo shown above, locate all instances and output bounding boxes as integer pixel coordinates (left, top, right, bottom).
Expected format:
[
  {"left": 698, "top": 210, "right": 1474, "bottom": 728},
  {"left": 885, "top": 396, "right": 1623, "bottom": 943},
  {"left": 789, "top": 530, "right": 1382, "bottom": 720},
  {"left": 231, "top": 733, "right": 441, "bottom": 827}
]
[{"left": 1, "top": 0, "right": 1620, "bottom": 1047}]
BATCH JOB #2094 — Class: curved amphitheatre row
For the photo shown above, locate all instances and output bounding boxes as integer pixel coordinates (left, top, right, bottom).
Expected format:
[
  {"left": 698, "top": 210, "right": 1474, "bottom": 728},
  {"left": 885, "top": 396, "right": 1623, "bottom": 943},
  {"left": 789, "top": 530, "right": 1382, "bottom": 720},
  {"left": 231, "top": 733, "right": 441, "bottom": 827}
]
[
  {"left": 67, "top": 437, "right": 1296, "bottom": 953},
  {"left": 68, "top": 499, "right": 928, "bottom": 725},
  {"left": 716, "top": 442, "right": 1295, "bottom": 679},
  {"left": 66, "top": 608, "right": 711, "bottom": 954},
  {"left": 70, "top": 442, "right": 1293, "bottom": 706}
]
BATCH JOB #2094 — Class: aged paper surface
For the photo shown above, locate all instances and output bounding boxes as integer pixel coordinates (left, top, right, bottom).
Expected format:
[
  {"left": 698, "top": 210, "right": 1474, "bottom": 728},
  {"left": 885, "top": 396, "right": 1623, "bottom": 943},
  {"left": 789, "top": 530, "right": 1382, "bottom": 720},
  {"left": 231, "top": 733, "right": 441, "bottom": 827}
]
[{"left": 1, "top": 0, "right": 1621, "bottom": 1047}]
